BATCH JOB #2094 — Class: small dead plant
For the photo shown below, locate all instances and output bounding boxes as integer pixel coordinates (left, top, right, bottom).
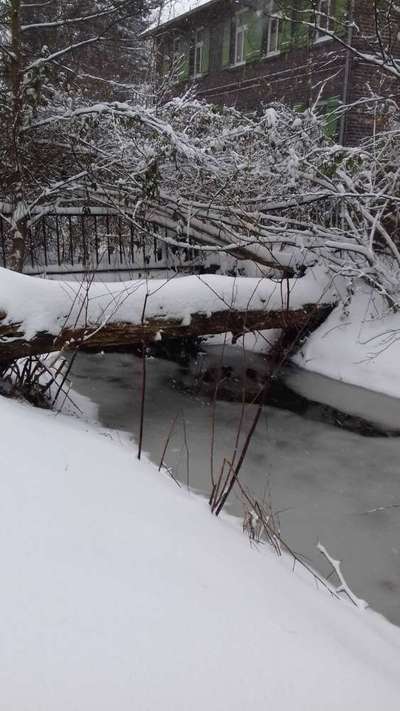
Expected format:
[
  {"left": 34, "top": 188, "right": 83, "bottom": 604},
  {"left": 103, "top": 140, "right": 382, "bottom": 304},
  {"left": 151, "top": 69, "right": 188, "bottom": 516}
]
[
  {"left": 241, "top": 488, "right": 282, "bottom": 557},
  {"left": 0, "top": 353, "right": 76, "bottom": 410}
]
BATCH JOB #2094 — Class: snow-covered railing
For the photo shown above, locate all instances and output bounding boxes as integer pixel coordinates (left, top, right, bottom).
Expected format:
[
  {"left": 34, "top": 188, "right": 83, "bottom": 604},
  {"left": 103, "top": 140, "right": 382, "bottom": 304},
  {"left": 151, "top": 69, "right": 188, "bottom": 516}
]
[{"left": 0, "top": 206, "right": 206, "bottom": 277}]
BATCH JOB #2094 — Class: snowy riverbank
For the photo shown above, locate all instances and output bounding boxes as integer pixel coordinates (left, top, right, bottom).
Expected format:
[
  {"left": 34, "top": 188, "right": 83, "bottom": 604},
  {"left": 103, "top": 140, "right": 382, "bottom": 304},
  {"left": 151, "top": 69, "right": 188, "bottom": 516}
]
[
  {"left": 205, "top": 284, "right": 400, "bottom": 412},
  {"left": 1, "top": 394, "right": 400, "bottom": 709},
  {"left": 293, "top": 287, "right": 400, "bottom": 400}
]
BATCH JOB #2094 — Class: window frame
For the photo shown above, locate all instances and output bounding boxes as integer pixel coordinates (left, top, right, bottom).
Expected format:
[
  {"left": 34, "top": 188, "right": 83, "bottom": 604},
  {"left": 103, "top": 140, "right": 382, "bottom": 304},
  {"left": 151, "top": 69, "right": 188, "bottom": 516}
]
[
  {"left": 263, "top": 11, "right": 281, "bottom": 57},
  {"left": 193, "top": 27, "right": 205, "bottom": 77},
  {"left": 171, "top": 34, "right": 187, "bottom": 81},
  {"left": 314, "top": 0, "right": 333, "bottom": 44},
  {"left": 173, "top": 35, "right": 182, "bottom": 64},
  {"left": 233, "top": 12, "right": 247, "bottom": 66}
]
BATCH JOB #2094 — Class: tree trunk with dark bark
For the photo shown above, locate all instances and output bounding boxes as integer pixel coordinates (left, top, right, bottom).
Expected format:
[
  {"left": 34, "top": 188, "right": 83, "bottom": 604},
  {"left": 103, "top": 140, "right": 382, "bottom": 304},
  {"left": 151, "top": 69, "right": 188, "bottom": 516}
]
[{"left": 0, "top": 304, "right": 332, "bottom": 362}]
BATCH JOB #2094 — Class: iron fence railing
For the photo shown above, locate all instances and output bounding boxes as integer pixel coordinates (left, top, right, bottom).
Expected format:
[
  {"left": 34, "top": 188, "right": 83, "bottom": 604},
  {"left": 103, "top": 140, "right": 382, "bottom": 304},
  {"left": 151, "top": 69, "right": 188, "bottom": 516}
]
[{"left": 0, "top": 208, "right": 201, "bottom": 276}]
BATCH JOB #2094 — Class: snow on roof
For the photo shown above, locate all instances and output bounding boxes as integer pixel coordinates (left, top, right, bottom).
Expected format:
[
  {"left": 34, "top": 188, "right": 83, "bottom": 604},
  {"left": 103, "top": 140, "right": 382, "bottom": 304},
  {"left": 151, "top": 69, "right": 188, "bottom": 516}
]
[{"left": 146, "top": 0, "right": 218, "bottom": 33}]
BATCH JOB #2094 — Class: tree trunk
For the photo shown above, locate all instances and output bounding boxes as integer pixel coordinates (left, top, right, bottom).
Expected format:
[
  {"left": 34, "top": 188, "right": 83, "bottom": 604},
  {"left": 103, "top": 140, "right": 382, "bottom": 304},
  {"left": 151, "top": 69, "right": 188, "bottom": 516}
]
[
  {"left": 9, "top": 0, "right": 27, "bottom": 273},
  {"left": 0, "top": 268, "right": 336, "bottom": 362},
  {"left": 0, "top": 304, "right": 333, "bottom": 362}
]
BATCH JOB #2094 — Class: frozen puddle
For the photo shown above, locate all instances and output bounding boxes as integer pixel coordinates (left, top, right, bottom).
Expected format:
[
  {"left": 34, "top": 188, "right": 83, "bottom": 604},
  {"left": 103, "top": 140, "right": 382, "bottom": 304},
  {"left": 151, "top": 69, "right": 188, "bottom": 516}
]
[{"left": 71, "top": 350, "right": 400, "bottom": 626}]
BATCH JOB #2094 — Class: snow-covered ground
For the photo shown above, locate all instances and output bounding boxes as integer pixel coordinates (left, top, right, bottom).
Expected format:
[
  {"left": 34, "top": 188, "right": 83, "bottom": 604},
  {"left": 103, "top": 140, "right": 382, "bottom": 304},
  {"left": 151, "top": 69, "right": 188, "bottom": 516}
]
[
  {"left": 293, "top": 287, "right": 400, "bottom": 399},
  {"left": 1, "top": 394, "right": 400, "bottom": 710}
]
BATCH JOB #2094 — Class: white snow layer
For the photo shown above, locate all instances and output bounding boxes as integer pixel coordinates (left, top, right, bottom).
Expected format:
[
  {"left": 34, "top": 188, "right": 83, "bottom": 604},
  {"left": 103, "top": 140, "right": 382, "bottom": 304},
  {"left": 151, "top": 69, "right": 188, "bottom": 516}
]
[
  {"left": 204, "top": 328, "right": 281, "bottom": 352},
  {"left": 149, "top": 0, "right": 213, "bottom": 30},
  {"left": 294, "top": 286, "right": 400, "bottom": 398},
  {"left": 0, "top": 395, "right": 400, "bottom": 710},
  {"left": 0, "top": 266, "right": 335, "bottom": 340}
]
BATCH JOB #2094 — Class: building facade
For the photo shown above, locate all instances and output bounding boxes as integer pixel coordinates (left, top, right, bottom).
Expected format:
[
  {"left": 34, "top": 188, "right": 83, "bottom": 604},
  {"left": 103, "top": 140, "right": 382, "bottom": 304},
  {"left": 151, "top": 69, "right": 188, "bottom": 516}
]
[{"left": 147, "top": 0, "right": 398, "bottom": 145}]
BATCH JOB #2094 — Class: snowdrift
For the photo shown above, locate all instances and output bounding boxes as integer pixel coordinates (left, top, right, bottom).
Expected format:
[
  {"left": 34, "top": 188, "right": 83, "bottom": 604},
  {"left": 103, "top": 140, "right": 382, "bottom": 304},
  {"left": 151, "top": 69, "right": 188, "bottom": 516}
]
[{"left": 0, "top": 396, "right": 399, "bottom": 710}]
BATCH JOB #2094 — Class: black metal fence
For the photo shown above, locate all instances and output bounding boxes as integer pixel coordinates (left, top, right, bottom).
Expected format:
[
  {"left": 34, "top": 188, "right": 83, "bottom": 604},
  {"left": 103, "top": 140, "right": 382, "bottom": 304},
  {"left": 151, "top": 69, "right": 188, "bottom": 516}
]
[{"left": 0, "top": 209, "right": 200, "bottom": 276}]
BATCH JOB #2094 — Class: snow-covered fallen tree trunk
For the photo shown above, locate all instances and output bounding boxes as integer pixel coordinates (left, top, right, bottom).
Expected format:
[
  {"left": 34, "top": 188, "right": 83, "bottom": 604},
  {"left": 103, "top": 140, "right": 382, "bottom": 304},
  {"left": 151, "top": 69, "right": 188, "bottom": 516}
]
[
  {"left": 0, "top": 267, "right": 337, "bottom": 362},
  {"left": 0, "top": 304, "right": 333, "bottom": 361}
]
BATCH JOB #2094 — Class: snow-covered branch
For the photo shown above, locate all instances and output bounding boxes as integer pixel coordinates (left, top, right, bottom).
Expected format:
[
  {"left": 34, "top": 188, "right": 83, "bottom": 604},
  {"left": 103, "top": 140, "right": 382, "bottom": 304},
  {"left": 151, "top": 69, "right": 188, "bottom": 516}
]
[{"left": 318, "top": 543, "right": 368, "bottom": 610}]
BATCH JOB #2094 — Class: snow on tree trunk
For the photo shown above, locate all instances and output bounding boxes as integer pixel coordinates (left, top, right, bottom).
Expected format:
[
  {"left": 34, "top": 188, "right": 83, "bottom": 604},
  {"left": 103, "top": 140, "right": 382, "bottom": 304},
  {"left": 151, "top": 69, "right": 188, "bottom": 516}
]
[{"left": 0, "top": 267, "right": 336, "bottom": 361}]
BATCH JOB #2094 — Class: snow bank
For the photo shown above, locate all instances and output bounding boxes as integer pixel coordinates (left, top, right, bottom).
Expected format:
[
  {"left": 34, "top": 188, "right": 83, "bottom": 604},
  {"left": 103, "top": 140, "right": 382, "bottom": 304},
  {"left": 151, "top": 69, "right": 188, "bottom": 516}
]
[
  {"left": 0, "top": 266, "right": 336, "bottom": 339},
  {"left": 0, "top": 395, "right": 400, "bottom": 710},
  {"left": 294, "top": 286, "right": 400, "bottom": 398}
]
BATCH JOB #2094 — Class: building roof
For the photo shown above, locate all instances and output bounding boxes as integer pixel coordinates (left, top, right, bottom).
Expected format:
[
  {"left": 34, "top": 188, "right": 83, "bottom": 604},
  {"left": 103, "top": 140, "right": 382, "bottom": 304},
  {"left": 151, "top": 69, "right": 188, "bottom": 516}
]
[{"left": 145, "top": 0, "right": 220, "bottom": 35}]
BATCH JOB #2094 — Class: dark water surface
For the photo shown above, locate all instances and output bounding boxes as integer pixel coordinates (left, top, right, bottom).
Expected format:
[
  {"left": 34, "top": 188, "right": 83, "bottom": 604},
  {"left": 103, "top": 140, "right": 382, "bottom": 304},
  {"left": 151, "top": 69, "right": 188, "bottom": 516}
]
[{"left": 71, "top": 349, "right": 400, "bottom": 626}]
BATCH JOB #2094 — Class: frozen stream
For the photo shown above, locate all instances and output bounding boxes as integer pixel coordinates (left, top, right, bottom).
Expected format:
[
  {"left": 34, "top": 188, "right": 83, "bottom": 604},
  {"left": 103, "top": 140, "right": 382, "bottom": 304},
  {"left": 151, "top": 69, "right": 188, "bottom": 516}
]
[{"left": 71, "top": 349, "right": 400, "bottom": 626}]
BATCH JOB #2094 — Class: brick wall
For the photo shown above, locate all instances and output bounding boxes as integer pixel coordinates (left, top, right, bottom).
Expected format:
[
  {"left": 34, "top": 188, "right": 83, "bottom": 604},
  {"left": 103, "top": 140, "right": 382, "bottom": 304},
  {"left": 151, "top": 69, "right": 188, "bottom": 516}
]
[
  {"left": 344, "top": 0, "right": 400, "bottom": 143},
  {"left": 152, "top": 0, "right": 400, "bottom": 145},
  {"left": 192, "top": 43, "right": 346, "bottom": 113}
]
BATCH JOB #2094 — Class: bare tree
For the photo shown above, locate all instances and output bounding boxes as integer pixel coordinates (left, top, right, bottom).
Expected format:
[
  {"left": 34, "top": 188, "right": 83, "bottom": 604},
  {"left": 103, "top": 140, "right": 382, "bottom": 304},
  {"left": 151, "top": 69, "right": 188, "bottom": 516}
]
[
  {"left": 0, "top": 0, "right": 151, "bottom": 269},
  {"left": 0, "top": 0, "right": 399, "bottom": 311}
]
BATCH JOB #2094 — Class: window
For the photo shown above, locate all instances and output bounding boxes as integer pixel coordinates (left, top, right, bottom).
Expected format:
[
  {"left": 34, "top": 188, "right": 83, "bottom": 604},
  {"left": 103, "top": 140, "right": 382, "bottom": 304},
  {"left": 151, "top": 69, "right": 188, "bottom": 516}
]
[
  {"left": 171, "top": 35, "right": 188, "bottom": 81},
  {"left": 194, "top": 28, "right": 204, "bottom": 76},
  {"left": 315, "top": 0, "right": 332, "bottom": 43},
  {"left": 173, "top": 36, "right": 182, "bottom": 63},
  {"left": 234, "top": 15, "right": 247, "bottom": 65},
  {"left": 263, "top": 13, "right": 280, "bottom": 56}
]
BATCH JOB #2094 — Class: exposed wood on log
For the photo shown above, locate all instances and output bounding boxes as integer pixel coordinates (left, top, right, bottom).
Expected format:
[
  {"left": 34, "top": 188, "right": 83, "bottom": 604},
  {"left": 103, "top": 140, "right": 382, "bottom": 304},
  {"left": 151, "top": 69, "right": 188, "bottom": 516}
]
[
  {"left": 0, "top": 266, "right": 338, "bottom": 363},
  {"left": 0, "top": 304, "right": 332, "bottom": 362}
]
